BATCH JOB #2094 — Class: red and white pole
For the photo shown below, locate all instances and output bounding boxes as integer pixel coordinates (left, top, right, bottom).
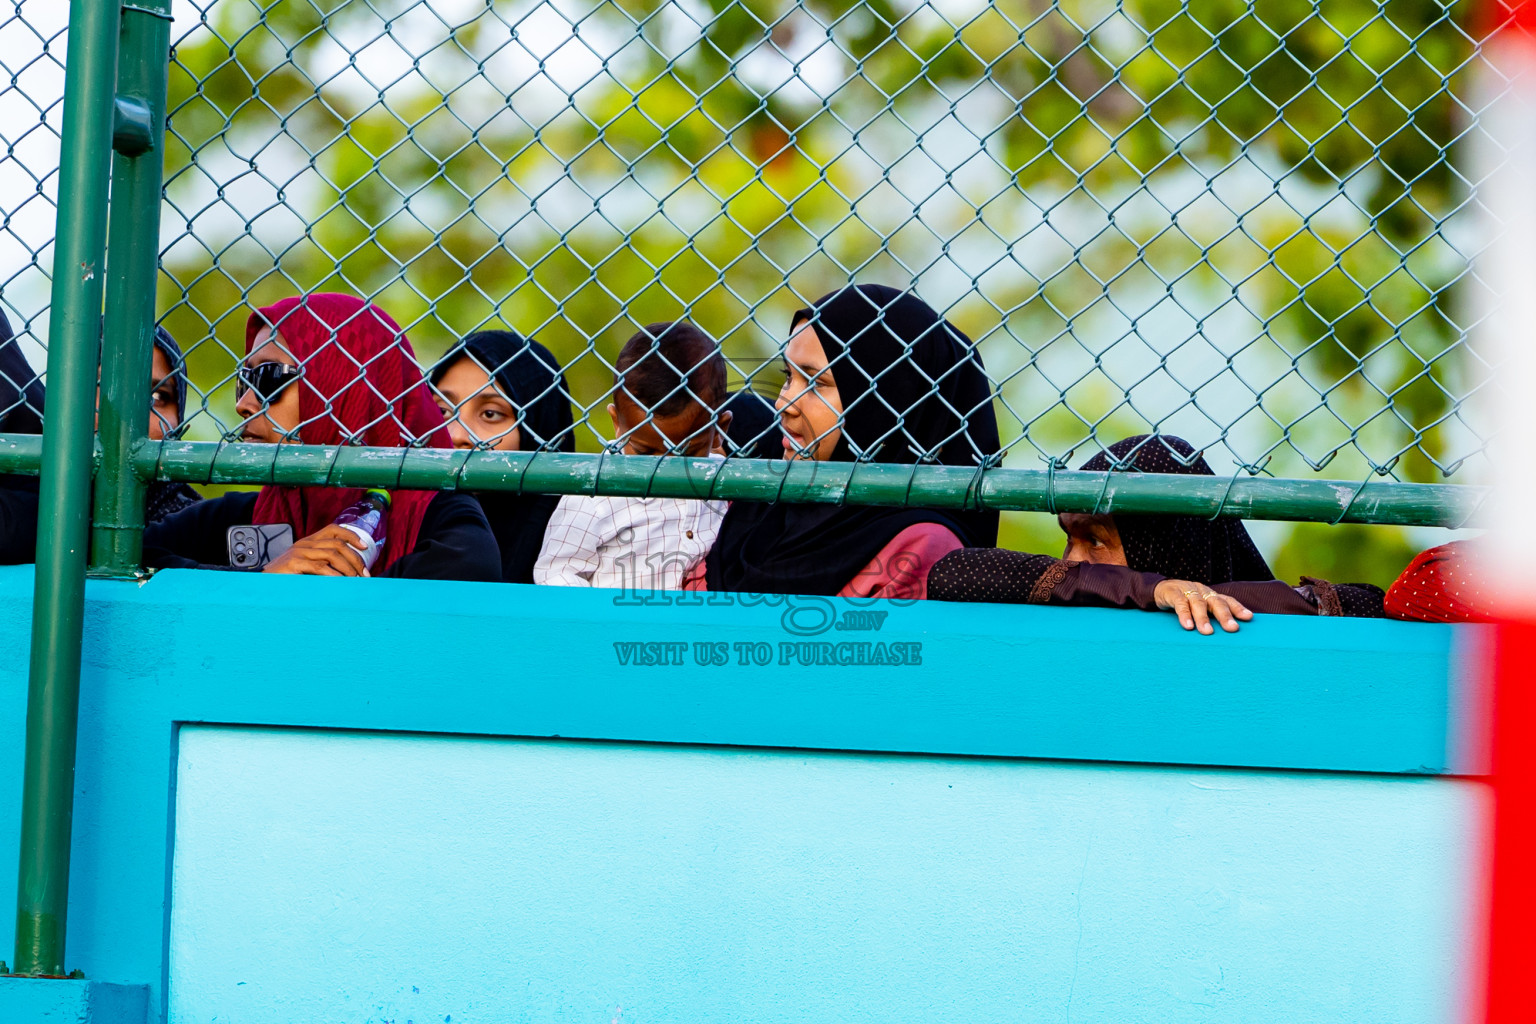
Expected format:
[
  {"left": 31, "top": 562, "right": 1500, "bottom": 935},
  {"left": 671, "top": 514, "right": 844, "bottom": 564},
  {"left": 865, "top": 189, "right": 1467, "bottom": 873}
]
[
  {"left": 1482, "top": 630, "right": 1533, "bottom": 1023},
  {"left": 1477, "top": 3, "right": 1536, "bottom": 1020}
]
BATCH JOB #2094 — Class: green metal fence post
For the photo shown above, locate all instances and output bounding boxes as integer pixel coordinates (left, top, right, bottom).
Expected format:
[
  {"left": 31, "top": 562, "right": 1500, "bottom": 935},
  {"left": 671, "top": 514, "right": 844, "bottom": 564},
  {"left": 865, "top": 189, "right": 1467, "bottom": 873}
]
[
  {"left": 90, "top": 0, "right": 173, "bottom": 578},
  {"left": 13, "top": 0, "right": 121, "bottom": 977}
]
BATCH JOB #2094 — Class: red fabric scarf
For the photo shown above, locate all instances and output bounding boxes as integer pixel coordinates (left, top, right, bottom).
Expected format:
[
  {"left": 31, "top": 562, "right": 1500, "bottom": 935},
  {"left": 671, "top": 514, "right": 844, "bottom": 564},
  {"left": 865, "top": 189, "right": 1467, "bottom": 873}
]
[
  {"left": 247, "top": 294, "right": 450, "bottom": 573},
  {"left": 1384, "top": 540, "right": 1496, "bottom": 623}
]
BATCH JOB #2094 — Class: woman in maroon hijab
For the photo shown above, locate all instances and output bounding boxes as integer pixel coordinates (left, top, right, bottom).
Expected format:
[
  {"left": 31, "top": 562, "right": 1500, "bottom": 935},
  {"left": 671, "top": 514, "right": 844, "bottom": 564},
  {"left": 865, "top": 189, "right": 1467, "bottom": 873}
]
[{"left": 143, "top": 293, "right": 498, "bottom": 580}]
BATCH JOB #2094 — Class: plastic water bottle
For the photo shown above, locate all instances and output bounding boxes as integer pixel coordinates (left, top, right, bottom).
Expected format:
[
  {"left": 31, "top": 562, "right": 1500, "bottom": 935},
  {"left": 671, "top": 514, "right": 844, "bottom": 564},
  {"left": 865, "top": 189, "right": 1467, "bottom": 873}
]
[{"left": 333, "top": 488, "right": 390, "bottom": 570}]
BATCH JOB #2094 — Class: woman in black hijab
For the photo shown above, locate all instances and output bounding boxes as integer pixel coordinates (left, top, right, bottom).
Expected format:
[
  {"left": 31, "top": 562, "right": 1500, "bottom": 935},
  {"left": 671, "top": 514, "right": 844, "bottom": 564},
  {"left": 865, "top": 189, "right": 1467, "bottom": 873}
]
[
  {"left": 431, "top": 329, "right": 576, "bottom": 583},
  {"left": 720, "top": 388, "right": 781, "bottom": 459},
  {"left": 3, "top": 315, "right": 204, "bottom": 562},
  {"left": 0, "top": 306, "right": 44, "bottom": 563},
  {"left": 144, "top": 326, "right": 204, "bottom": 523},
  {"left": 702, "top": 284, "right": 1000, "bottom": 598},
  {"left": 928, "top": 434, "right": 1385, "bottom": 629}
]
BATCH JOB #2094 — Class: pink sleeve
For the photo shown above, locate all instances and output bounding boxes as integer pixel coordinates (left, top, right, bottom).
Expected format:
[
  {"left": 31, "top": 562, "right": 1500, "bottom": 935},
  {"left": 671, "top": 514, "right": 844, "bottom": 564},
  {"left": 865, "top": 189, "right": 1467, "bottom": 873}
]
[
  {"left": 682, "top": 559, "right": 708, "bottom": 591},
  {"left": 836, "top": 523, "right": 963, "bottom": 601}
]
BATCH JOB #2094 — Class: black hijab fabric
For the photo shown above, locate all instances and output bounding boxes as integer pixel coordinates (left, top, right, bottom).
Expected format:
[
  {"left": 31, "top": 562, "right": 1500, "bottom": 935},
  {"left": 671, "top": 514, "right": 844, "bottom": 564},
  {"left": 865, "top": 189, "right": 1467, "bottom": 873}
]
[
  {"left": 0, "top": 314, "right": 200, "bottom": 522},
  {"left": 721, "top": 389, "right": 781, "bottom": 459},
  {"left": 432, "top": 330, "right": 576, "bottom": 583},
  {"left": 705, "top": 284, "right": 1001, "bottom": 596},
  {"left": 146, "top": 326, "right": 202, "bottom": 522},
  {"left": 0, "top": 307, "right": 45, "bottom": 494},
  {"left": 0, "top": 308, "right": 44, "bottom": 562},
  {"left": 1080, "top": 435, "right": 1274, "bottom": 584},
  {"left": 153, "top": 325, "right": 189, "bottom": 428},
  {"left": 0, "top": 308, "right": 44, "bottom": 431}
]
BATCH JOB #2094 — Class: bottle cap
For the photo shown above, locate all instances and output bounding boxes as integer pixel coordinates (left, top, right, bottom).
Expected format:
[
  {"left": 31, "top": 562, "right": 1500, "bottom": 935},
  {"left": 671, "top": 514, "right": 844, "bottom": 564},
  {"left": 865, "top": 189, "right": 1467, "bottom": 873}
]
[{"left": 365, "top": 488, "right": 392, "bottom": 507}]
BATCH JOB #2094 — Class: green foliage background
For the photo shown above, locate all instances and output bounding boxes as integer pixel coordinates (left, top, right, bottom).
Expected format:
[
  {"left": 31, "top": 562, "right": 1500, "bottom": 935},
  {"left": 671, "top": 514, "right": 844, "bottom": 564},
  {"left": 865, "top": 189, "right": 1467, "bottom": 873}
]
[{"left": 153, "top": 0, "right": 1490, "bottom": 582}]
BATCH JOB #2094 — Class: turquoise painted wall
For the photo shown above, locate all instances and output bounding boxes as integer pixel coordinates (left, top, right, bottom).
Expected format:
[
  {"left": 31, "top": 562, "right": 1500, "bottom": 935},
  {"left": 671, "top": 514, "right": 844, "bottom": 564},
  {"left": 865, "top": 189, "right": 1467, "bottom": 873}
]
[
  {"left": 0, "top": 566, "right": 1492, "bottom": 1022},
  {"left": 169, "top": 726, "right": 1481, "bottom": 1024}
]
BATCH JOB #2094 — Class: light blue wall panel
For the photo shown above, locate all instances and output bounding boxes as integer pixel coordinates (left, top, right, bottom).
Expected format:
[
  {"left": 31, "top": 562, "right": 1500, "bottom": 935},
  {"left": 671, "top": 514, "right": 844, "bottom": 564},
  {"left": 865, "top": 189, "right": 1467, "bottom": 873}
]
[
  {"left": 168, "top": 726, "right": 1483, "bottom": 1024},
  {"left": 0, "top": 565, "right": 1491, "bottom": 1021}
]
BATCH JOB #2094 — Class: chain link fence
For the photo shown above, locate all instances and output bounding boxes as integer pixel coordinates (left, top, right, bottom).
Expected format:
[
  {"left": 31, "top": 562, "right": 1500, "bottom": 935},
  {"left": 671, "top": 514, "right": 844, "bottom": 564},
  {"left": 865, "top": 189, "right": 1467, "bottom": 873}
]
[
  {"left": 0, "top": 0, "right": 1503, "bottom": 539},
  {"left": 0, "top": 0, "right": 64, "bottom": 409}
]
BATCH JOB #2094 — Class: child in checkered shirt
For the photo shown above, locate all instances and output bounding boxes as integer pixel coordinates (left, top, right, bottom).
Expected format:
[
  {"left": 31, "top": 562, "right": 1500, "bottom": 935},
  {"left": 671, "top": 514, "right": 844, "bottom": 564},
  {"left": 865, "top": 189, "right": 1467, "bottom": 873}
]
[{"left": 534, "top": 322, "right": 732, "bottom": 590}]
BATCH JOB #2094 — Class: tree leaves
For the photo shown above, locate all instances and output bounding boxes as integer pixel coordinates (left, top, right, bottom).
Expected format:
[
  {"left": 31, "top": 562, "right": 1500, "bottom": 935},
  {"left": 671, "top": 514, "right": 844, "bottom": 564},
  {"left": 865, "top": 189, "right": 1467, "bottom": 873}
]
[{"left": 153, "top": 0, "right": 1489, "bottom": 484}]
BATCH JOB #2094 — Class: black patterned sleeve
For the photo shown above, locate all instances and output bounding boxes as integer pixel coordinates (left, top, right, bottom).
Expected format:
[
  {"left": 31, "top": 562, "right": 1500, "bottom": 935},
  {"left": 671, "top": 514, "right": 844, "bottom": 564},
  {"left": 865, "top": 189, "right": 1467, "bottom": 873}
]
[
  {"left": 1057, "top": 562, "right": 1165, "bottom": 610},
  {"left": 1211, "top": 580, "right": 1322, "bottom": 615},
  {"left": 1209, "top": 578, "right": 1386, "bottom": 617},
  {"left": 927, "top": 548, "right": 1066, "bottom": 603},
  {"left": 927, "top": 549, "right": 1164, "bottom": 609},
  {"left": 1298, "top": 577, "right": 1387, "bottom": 617},
  {"left": 928, "top": 549, "right": 1391, "bottom": 618}
]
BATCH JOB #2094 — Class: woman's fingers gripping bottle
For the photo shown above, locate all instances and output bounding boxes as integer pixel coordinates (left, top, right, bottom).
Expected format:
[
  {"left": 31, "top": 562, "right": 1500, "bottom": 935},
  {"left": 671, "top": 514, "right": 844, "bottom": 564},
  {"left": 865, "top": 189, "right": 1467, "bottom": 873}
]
[{"left": 333, "top": 488, "right": 391, "bottom": 570}]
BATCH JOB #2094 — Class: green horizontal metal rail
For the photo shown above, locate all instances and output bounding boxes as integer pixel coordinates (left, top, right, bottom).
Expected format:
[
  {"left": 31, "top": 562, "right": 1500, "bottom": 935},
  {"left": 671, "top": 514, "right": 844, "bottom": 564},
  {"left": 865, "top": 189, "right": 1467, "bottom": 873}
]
[
  {"left": 0, "top": 435, "right": 45, "bottom": 473},
  {"left": 0, "top": 433, "right": 1489, "bottom": 526},
  {"left": 118, "top": 439, "right": 1485, "bottom": 528}
]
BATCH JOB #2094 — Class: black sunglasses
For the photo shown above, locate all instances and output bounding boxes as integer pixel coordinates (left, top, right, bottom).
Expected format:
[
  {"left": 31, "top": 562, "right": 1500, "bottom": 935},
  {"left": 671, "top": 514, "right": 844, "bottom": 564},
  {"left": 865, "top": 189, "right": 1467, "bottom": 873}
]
[{"left": 236, "top": 362, "right": 303, "bottom": 402}]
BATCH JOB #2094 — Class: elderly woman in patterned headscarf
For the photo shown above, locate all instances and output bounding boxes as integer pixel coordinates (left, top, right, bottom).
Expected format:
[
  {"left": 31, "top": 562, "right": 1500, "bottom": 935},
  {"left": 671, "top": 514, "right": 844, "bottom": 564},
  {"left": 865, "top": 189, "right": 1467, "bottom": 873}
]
[
  {"left": 929, "top": 435, "right": 1386, "bottom": 632},
  {"left": 1057, "top": 435, "right": 1274, "bottom": 583}
]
